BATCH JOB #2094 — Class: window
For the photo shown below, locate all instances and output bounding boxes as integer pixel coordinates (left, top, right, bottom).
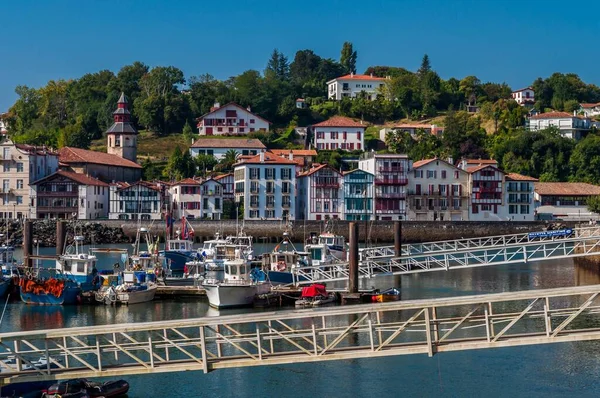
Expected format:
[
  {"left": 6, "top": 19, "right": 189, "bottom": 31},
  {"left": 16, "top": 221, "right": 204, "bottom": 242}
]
[
  {"left": 454, "top": 170, "right": 459, "bottom": 179},
  {"left": 509, "top": 205, "right": 517, "bottom": 214},
  {"left": 472, "top": 205, "right": 478, "bottom": 214},
  {"left": 266, "top": 181, "right": 274, "bottom": 193},
  {"left": 413, "top": 170, "right": 423, "bottom": 178},
  {"left": 357, "top": 131, "right": 361, "bottom": 140},
  {"left": 266, "top": 210, "right": 275, "bottom": 218},
  {"left": 203, "top": 198, "right": 209, "bottom": 210},
  {"left": 16, "top": 163, "right": 24, "bottom": 172},
  {"left": 281, "top": 168, "right": 291, "bottom": 180},
  {"left": 250, "top": 210, "right": 259, "bottom": 218},
  {"left": 3, "top": 164, "right": 9, "bottom": 172},
  {"left": 266, "top": 195, "right": 275, "bottom": 207},
  {"left": 441, "top": 170, "right": 446, "bottom": 179},
  {"left": 16, "top": 196, "right": 23, "bottom": 205},
  {"left": 266, "top": 168, "right": 275, "bottom": 180},
  {"left": 215, "top": 198, "right": 221, "bottom": 210},
  {"left": 250, "top": 168, "right": 260, "bottom": 180},
  {"left": 426, "top": 170, "right": 436, "bottom": 179},
  {"left": 250, "top": 195, "right": 259, "bottom": 207},
  {"left": 250, "top": 181, "right": 259, "bottom": 193},
  {"left": 481, "top": 204, "right": 491, "bottom": 211},
  {"left": 282, "top": 182, "right": 291, "bottom": 194},
  {"left": 250, "top": 119, "right": 255, "bottom": 124},
  {"left": 453, "top": 198, "right": 461, "bottom": 209},
  {"left": 16, "top": 180, "right": 23, "bottom": 189},
  {"left": 520, "top": 205, "right": 530, "bottom": 214}
]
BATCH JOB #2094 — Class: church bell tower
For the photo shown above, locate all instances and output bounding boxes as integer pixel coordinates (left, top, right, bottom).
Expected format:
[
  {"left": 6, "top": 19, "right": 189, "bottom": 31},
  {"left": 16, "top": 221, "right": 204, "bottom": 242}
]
[{"left": 106, "top": 92, "right": 138, "bottom": 163}]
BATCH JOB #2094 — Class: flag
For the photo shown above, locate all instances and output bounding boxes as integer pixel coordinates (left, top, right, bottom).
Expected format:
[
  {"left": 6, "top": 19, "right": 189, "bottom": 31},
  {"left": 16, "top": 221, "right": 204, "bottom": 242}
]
[{"left": 182, "top": 216, "right": 189, "bottom": 240}]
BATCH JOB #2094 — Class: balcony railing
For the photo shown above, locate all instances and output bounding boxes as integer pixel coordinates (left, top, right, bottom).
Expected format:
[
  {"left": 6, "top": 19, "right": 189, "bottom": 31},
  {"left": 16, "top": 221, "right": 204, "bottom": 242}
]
[
  {"left": 376, "top": 193, "right": 406, "bottom": 199},
  {"left": 375, "top": 178, "right": 408, "bottom": 185},
  {"left": 249, "top": 202, "right": 260, "bottom": 208},
  {"left": 508, "top": 198, "right": 531, "bottom": 203},
  {"left": 282, "top": 202, "right": 291, "bottom": 208},
  {"left": 37, "top": 206, "right": 78, "bottom": 213},
  {"left": 378, "top": 166, "right": 405, "bottom": 173},
  {"left": 472, "top": 186, "right": 502, "bottom": 193},
  {"left": 375, "top": 209, "right": 404, "bottom": 214}
]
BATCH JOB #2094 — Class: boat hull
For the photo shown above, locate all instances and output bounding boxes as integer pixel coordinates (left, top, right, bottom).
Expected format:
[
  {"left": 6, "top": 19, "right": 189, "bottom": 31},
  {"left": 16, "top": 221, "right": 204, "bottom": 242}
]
[
  {"left": 97, "top": 284, "right": 157, "bottom": 305},
  {"left": 267, "top": 271, "right": 307, "bottom": 285},
  {"left": 165, "top": 276, "right": 197, "bottom": 287},
  {"left": 20, "top": 286, "right": 80, "bottom": 305},
  {"left": 203, "top": 283, "right": 269, "bottom": 308},
  {"left": 0, "top": 280, "right": 10, "bottom": 298},
  {"left": 162, "top": 251, "right": 195, "bottom": 272}
]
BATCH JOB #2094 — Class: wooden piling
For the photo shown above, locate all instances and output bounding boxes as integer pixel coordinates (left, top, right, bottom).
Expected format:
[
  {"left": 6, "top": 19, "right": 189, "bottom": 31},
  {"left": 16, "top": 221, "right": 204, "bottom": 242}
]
[
  {"left": 394, "top": 221, "right": 402, "bottom": 257},
  {"left": 23, "top": 220, "right": 33, "bottom": 268},
  {"left": 349, "top": 222, "right": 359, "bottom": 294},
  {"left": 56, "top": 220, "right": 67, "bottom": 256}
]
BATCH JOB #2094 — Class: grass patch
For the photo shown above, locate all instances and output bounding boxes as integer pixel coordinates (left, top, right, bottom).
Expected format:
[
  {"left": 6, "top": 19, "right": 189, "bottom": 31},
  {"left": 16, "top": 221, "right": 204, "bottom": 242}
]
[{"left": 91, "top": 130, "right": 190, "bottom": 161}]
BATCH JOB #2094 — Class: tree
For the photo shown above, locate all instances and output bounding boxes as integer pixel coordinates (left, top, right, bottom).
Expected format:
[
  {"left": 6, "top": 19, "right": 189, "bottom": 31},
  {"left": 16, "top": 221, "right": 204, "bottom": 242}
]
[
  {"left": 265, "top": 49, "right": 289, "bottom": 81},
  {"left": 587, "top": 196, "right": 600, "bottom": 214},
  {"left": 340, "top": 42, "right": 357, "bottom": 74},
  {"left": 218, "top": 149, "right": 240, "bottom": 172},
  {"left": 194, "top": 154, "right": 218, "bottom": 176},
  {"left": 569, "top": 134, "right": 600, "bottom": 184},
  {"left": 417, "top": 54, "right": 431, "bottom": 76}
]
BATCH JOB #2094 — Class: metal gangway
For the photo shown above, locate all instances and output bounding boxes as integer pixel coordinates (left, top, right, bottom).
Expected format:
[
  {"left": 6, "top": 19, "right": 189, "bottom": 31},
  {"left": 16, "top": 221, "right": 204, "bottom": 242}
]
[
  {"left": 360, "top": 225, "right": 600, "bottom": 260},
  {"left": 297, "top": 227, "right": 600, "bottom": 284},
  {"left": 3, "top": 284, "right": 600, "bottom": 383}
]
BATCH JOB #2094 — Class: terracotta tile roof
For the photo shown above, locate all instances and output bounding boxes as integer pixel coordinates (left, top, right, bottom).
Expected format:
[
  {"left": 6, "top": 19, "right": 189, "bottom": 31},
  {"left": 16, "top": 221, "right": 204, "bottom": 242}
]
[
  {"left": 506, "top": 173, "right": 538, "bottom": 182},
  {"left": 115, "top": 180, "right": 161, "bottom": 192},
  {"left": 269, "top": 149, "right": 317, "bottom": 157},
  {"left": 31, "top": 170, "right": 108, "bottom": 187},
  {"left": 172, "top": 178, "right": 201, "bottom": 186},
  {"left": 313, "top": 116, "right": 365, "bottom": 128},
  {"left": 14, "top": 144, "right": 59, "bottom": 156},
  {"left": 580, "top": 103, "right": 600, "bottom": 108},
  {"left": 196, "top": 102, "right": 271, "bottom": 125},
  {"left": 213, "top": 173, "right": 233, "bottom": 180},
  {"left": 412, "top": 158, "right": 437, "bottom": 168},
  {"left": 334, "top": 74, "right": 386, "bottom": 81},
  {"left": 298, "top": 164, "right": 329, "bottom": 177},
  {"left": 535, "top": 182, "right": 600, "bottom": 196},
  {"left": 466, "top": 165, "right": 504, "bottom": 174},
  {"left": 190, "top": 138, "right": 266, "bottom": 149},
  {"left": 59, "top": 147, "right": 141, "bottom": 169},
  {"left": 234, "top": 152, "right": 297, "bottom": 166},
  {"left": 529, "top": 112, "right": 574, "bottom": 120},
  {"left": 463, "top": 159, "right": 498, "bottom": 165},
  {"left": 512, "top": 87, "right": 533, "bottom": 93}
]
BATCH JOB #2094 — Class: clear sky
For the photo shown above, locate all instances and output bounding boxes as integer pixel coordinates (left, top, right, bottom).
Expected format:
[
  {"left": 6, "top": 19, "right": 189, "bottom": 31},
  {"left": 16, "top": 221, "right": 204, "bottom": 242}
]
[{"left": 2, "top": 0, "right": 599, "bottom": 111}]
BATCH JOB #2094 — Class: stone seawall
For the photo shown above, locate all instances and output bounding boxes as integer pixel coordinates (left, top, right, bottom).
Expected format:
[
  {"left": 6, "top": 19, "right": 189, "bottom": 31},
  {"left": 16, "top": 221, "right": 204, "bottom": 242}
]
[{"left": 1, "top": 219, "right": 574, "bottom": 247}]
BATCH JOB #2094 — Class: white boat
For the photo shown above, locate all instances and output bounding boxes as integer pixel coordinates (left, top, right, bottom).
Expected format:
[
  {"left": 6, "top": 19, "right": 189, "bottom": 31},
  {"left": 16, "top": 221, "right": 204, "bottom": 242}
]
[
  {"left": 202, "top": 232, "right": 254, "bottom": 272},
  {"left": 203, "top": 258, "right": 270, "bottom": 309},
  {"left": 313, "top": 232, "right": 347, "bottom": 261},
  {"left": 129, "top": 227, "right": 164, "bottom": 284},
  {"left": 96, "top": 282, "right": 157, "bottom": 305},
  {"left": 55, "top": 235, "right": 99, "bottom": 291},
  {"left": 263, "top": 232, "right": 309, "bottom": 285}
]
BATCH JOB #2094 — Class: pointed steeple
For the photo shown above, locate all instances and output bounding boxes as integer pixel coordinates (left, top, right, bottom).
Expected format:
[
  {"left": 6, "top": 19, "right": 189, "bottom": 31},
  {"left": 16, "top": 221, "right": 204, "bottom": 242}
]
[
  {"left": 106, "top": 92, "right": 136, "bottom": 135},
  {"left": 106, "top": 92, "right": 138, "bottom": 163}
]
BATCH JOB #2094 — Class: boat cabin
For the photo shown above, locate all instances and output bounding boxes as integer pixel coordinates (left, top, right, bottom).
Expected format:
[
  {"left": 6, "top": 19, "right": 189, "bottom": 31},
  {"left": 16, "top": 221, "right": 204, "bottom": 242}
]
[
  {"left": 318, "top": 233, "right": 345, "bottom": 250},
  {"left": 167, "top": 239, "right": 194, "bottom": 252},
  {"left": 215, "top": 244, "right": 237, "bottom": 261},
  {"left": 224, "top": 260, "right": 248, "bottom": 281},
  {"left": 0, "top": 245, "right": 15, "bottom": 276},
  {"left": 56, "top": 236, "right": 98, "bottom": 286}
]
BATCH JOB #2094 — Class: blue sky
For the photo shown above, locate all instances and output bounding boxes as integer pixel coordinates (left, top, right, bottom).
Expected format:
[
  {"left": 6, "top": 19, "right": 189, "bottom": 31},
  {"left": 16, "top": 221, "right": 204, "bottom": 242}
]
[{"left": 2, "top": 0, "right": 598, "bottom": 111}]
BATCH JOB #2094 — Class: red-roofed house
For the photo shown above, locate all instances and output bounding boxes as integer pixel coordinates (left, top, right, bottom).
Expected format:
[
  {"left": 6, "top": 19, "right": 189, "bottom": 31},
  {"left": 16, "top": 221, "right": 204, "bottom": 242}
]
[
  {"left": 108, "top": 181, "right": 167, "bottom": 220},
  {"left": 467, "top": 165, "right": 506, "bottom": 221},
  {"left": 408, "top": 158, "right": 469, "bottom": 221},
  {"left": 527, "top": 111, "right": 593, "bottom": 139},
  {"left": 297, "top": 164, "right": 343, "bottom": 220},
  {"left": 196, "top": 102, "right": 270, "bottom": 136},
  {"left": 312, "top": 116, "right": 365, "bottom": 151},
  {"left": 59, "top": 147, "right": 142, "bottom": 183},
  {"left": 0, "top": 137, "right": 59, "bottom": 220},
  {"left": 534, "top": 182, "right": 600, "bottom": 221},
  {"left": 327, "top": 73, "right": 390, "bottom": 100},
  {"left": 233, "top": 152, "right": 296, "bottom": 220},
  {"left": 511, "top": 87, "right": 535, "bottom": 106},
  {"left": 29, "top": 170, "right": 109, "bottom": 219},
  {"left": 579, "top": 102, "right": 600, "bottom": 118},
  {"left": 380, "top": 124, "right": 444, "bottom": 141}
]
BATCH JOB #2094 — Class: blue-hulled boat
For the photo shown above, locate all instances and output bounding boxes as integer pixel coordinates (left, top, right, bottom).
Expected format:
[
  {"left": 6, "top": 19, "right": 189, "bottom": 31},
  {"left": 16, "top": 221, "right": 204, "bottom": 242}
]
[
  {"left": 160, "top": 217, "right": 196, "bottom": 273},
  {"left": 55, "top": 235, "right": 100, "bottom": 292},
  {"left": 19, "top": 269, "right": 81, "bottom": 305}
]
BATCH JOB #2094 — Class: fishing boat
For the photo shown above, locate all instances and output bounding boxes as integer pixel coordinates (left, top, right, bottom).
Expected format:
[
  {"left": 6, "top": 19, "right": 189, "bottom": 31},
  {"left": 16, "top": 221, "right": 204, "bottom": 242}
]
[
  {"left": 19, "top": 269, "right": 80, "bottom": 305},
  {"left": 262, "top": 232, "right": 308, "bottom": 285},
  {"left": 310, "top": 231, "right": 347, "bottom": 262},
  {"left": 370, "top": 287, "right": 401, "bottom": 303},
  {"left": 129, "top": 227, "right": 164, "bottom": 284},
  {"left": 0, "top": 232, "right": 16, "bottom": 278},
  {"left": 43, "top": 378, "right": 129, "bottom": 398},
  {"left": 203, "top": 251, "right": 270, "bottom": 308},
  {"left": 160, "top": 217, "right": 196, "bottom": 273},
  {"left": 202, "top": 232, "right": 254, "bottom": 272},
  {"left": 95, "top": 274, "right": 157, "bottom": 305},
  {"left": 295, "top": 284, "right": 337, "bottom": 307},
  {"left": 55, "top": 235, "right": 100, "bottom": 293},
  {"left": 164, "top": 258, "right": 204, "bottom": 286}
]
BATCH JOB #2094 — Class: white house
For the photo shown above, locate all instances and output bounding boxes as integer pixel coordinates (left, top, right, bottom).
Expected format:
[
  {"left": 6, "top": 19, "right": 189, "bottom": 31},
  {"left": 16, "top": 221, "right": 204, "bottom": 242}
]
[
  {"left": 312, "top": 116, "right": 365, "bottom": 151},
  {"left": 189, "top": 138, "right": 266, "bottom": 161},
  {"left": 29, "top": 170, "right": 108, "bottom": 220},
  {"left": 109, "top": 181, "right": 165, "bottom": 220},
  {"left": 169, "top": 178, "right": 202, "bottom": 219},
  {"left": 233, "top": 152, "right": 296, "bottom": 221},
  {"left": 200, "top": 178, "right": 224, "bottom": 220},
  {"left": 327, "top": 73, "right": 390, "bottom": 100},
  {"left": 213, "top": 173, "right": 234, "bottom": 198},
  {"left": 579, "top": 103, "right": 600, "bottom": 118},
  {"left": 534, "top": 182, "right": 600, "bottom": 221},
  {"left": 358, "top": 153, "right": 410, "bottom": 220},
  {"left": 196, "top": 102, "right": 270, "bottom": 136},
  {"left": 511, "top": 87, "right": 535, "bottom": 106},
  {"left": 408, "top": 158, "right": 469, "bottom": 221},
  {"left": 380, "top": 124, "right": 444, "bottom": 142},
  {"left": 297, "top": 164, "right": 343, "bottom": 220},
  {"left": 528, "top": 111, "right": 591, "bottom": 139},
  {"left": 505, "top": 173, "right": 537, "bottom": 221}
]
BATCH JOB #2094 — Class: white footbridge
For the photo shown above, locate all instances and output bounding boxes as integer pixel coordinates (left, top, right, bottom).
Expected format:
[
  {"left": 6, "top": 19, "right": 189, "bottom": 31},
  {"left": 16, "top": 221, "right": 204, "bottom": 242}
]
[
  {"left": 295, "top": 226, "right": 600, "bottom": 284},
  {"left": 3, "top": 284, "right": 600, "bottom": 383}
]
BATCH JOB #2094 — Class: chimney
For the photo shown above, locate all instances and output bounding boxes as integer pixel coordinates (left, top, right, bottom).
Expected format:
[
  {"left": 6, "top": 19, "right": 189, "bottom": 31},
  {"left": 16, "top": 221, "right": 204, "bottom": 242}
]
[
  {"left": 191, "top": 138, "right": 195, "bottom": 145},
  {"left": 247, "top": 106, "right": 251, "bottom": 112},
  {"left": 259, "top": 150, "right": 265, "bottom": 163},
  {"left": 370, "top": 73, "right": 373, "bottom": 78},
  {"left": 447, "top": 156, "right": 453, "bottom": 165},
  {"left": 210, "top": 102, "right": 220, "bottom": 112},
  {"left": 288, "top": 152, "right": 293, "bottom": 160},
  {"left": 350, "top": 72, "right": 354, "bottom": 78}
]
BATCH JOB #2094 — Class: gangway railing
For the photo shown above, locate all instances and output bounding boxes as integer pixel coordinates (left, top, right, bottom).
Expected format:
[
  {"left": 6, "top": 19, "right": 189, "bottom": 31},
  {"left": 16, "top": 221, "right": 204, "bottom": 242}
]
[
  {"left": 298, "top": 233, "right": 600, "bottom": 284},
  {"left": 359, "top": 226, "right": 600, "bottom": 260},
  {"left": 2, "top": 284, "right": 600, "bottom": 383}
]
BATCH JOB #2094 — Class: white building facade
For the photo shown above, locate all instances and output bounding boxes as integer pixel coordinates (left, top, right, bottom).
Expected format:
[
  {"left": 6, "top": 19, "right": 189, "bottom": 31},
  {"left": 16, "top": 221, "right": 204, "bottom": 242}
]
[
  {"left": 579, "top": 103, "right": 600, "bottom": 118},
  {"left": 234, "top": 152, "right": 296, "bottom": 221},
  {"left": 505, "top": 173, "right": 537, "bottom": 221},
  {"left": 196, "top": 102, "right": 270, "bottom": 136},
  {"left": 0, "top": 137, "right": 59, "bottom": 220},
  {"left": 297, "top": 165, "right": 343, "bottom": 220},
  {"left": 109, "top": 181, "right": 164, "bottom": 220},
  {"left": 528, "top": 112, "right": 591, "bottom": 139},
  {"left": 169, "top": 179, "right": 202, "bottom": 220},
  {"left": 358, "top": 153, "right": 410, "bottom": 220},
  {"left": 408, "top": 158, "right": 469, "bottom": 221},
  {"left": 312, "top": 116, "right": 365, "bottom": 151},
  {"left": 327, "top": 74, "right": 389, "bottom": 100},
  {"left": 200, "top": 179, "right": 224, "bottom": 220},
  {"left": 189, "top": 138, "right": 266, "bottom": 160},
  {"left": 511, "top": 87, "right": 535, "bottom": 106}
]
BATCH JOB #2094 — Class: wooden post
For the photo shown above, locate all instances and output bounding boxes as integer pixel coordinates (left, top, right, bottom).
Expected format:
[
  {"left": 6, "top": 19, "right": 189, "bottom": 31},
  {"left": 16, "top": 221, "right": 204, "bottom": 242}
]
[
  {"left": 394, "top": 221, "right": 402, "bottom": 257},
  {"left": 349, "top": 222, "right": 359, "bottom": 294},
  {"left": 23, "top": 220, "right": 33, "bottom": 268},
  {"left": 56, "top": 220, "right": 67, "bottom": 256}
]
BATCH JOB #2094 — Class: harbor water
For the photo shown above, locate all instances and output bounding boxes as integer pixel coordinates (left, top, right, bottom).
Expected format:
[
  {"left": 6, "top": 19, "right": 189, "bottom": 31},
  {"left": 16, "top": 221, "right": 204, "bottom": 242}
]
[{"left": 5, "top": 244, "right": 600, "bottom": 397}]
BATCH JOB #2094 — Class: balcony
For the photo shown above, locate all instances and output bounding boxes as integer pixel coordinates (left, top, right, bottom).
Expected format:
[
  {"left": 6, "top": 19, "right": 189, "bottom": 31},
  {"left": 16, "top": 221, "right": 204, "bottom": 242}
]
[
  {"left": 375, "top": 208, "right": 403, "bottom": 214},
  {"left": 472, "top": 186, "right": 502, "bottom": 193},
  {"left": 266, "top": 201, "right": 275, "bottom": 208},
  {"left": 376, "top": 193, "right": 406, "bottom": 199},
  {"left": 508, "top": 197, "right": 531, "bottom": 204},
  {"left": 282, "top": 202, "right": 291, "bottom": 208},
  {"left": 37, "top": 206, "right": 77, "bottom": 213},
  {"left": 375, "top": 177, "right": 408, "bottom": 186},
  {"left": 378, "top": 166, "right": 405, "bottom": 174},
  {"left": 249, "top": 202, "right": 260, "bottom": 208},
  {"left": 0, "top": 188, "right": 14, "bottom": 195},
  {"left": 315, "top": 182, "right": 340, "bottom": 189}
]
